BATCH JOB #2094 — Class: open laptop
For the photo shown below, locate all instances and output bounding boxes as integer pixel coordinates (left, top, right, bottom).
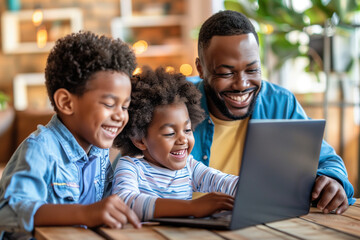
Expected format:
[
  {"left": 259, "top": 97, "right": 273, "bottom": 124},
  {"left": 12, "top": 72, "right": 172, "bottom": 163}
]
[{"left": 150, "top": 119, "right": 325, "bottom": 230}]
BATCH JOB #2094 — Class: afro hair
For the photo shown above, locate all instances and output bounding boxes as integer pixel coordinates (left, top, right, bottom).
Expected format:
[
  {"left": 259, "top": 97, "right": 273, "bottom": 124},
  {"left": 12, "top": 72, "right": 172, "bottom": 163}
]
[
  {"left": 114, "top": 66, "right": 204, "bottom": 156},
  {"left": 45, "top": 31, "right": 136, "bottom": 111}
]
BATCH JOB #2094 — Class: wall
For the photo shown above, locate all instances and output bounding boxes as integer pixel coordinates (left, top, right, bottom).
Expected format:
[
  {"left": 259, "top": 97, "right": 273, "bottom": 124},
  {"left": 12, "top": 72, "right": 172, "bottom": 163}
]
[
  {"left": 0, "top": 0, "right": 120, "bottom": 163},
  {"left": 0, "top": 0, "right": 120, "bottom": 98}
]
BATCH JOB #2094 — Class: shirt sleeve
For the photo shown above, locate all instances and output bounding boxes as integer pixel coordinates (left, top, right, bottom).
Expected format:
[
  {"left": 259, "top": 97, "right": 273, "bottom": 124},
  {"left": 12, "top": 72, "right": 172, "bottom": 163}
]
[
  {"left": 112, "top": 157, "right": 157, "bottom": 221},
  {"left": 189, "top": 156, "right": 238, "bottom": 196},
  {"left": 0, "top": 138, "right": 49, "bottom": 232},
  {"left": 317, "top": 140, "right": 355, "bottom": 204},
  {"left": 288, "top": 93, "right": 355, "bottom": 204}
]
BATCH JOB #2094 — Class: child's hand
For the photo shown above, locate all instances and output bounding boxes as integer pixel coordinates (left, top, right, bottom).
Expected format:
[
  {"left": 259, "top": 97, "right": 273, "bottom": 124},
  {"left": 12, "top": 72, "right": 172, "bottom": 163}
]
[
  {"left": 83, "top": 194, "right": 141, "bottom": 229},
  {"left": 190, "top": 192, "right": 234, "bottom": 218}
]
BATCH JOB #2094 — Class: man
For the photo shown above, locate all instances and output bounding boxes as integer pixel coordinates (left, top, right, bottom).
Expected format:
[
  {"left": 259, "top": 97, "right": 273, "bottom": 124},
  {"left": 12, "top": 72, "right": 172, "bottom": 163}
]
[{"left": 190, "top": 10, "right": 355, "bottom": 214}]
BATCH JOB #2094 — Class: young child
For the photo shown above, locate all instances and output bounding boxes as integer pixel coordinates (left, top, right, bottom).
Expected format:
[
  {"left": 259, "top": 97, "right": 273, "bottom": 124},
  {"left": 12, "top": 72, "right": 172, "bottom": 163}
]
[
  {"left": 0, "top": 31, "right": 141, "bottom": 238},
  {"left": 112, "top": 67, "right": 238, "bottom": 221}
]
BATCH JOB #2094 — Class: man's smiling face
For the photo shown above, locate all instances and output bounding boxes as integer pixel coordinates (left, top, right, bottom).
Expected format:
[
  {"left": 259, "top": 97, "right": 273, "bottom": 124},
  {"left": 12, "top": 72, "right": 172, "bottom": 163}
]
[{"left": 196, "top": 33, "right": 262, "bottom": 120}]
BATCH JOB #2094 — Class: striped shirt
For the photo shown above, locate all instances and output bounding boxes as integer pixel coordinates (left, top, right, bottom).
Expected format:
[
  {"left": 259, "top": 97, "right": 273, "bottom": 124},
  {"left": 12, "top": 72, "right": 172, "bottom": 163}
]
[{"left": 112, "top": 155, "right": 238, "bottom": 221}]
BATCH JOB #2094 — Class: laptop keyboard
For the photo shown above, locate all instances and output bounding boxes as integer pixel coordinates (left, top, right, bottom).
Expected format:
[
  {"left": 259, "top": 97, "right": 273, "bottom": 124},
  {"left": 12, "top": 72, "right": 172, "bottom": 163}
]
[{"left": 210, "top": 210, "right": 232, "bottom": 222}]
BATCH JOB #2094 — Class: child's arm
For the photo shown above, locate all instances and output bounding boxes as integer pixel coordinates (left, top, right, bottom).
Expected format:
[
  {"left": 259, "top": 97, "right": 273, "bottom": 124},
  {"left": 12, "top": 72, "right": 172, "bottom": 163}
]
[
  {"left": 154, "top": 192, "right": 234, "bottom": 218},
  {"left": 34, "top": 195, "right": 141, "bottom": 228},
  {"left": 112, "top": 157, "right": 158, "bottom": 221},
  {"left": 189, "top": 156, "right": 238, "bottom": 195},
  {"left": 113, "top": 157, "right": 235, "bottom": 221}
]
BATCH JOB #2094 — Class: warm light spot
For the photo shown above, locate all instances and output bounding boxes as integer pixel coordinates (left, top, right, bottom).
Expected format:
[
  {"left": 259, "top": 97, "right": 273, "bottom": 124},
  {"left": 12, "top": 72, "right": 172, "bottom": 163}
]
[
  {"left": 132, "top": 40, "right": 148, "bottom": 54},
  {"left": 133, "top": 67, "right": 142, "bottom": 75},
  {"left": 179, "top": 64, "right": 192, "bottom": 76},
  {"left": 37, "top": 26, "right": 47, "bottom": 48},
  {"left": 32, "top": 9, "right": 43, "bottom": 27},
  {"left": 264, "top": 24, "right": 274, "bottom": 35},
  {"left": 165, "top": 66, "right": 175, "bottom": 73}
]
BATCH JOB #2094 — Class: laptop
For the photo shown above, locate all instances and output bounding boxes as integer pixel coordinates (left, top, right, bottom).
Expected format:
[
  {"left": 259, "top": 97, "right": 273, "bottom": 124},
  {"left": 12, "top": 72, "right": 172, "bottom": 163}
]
[{"left": 150, "top": 119, "right": 325, "bottom": 230}]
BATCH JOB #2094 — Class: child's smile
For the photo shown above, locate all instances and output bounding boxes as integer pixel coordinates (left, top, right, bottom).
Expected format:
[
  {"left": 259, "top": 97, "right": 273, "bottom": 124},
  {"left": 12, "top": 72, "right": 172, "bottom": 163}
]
[
  {"left": 140, "top": 102, "right": 195, "bottom": 170},
  {"left": 66, "top": 71, "right": 131, "bottom": 152}
]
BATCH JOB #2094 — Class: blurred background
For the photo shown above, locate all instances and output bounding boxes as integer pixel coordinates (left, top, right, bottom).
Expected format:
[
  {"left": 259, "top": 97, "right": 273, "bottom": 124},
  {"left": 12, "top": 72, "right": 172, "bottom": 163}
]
[{"left": 0, "top": 0, "right": 359, "bottom": 196}]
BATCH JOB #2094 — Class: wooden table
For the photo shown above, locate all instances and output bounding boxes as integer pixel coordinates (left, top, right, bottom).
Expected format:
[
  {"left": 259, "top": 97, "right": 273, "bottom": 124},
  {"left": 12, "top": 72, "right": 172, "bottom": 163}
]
[{"left": 35, "top": 199, "right": 360, "bottom": 240}]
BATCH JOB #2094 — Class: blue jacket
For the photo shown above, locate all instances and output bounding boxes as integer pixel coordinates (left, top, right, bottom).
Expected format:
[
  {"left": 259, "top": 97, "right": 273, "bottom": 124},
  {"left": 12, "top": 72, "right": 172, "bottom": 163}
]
[
  {"left": 0, "top": 115, "right": 113, "bottom": 234},
  {"left": 189, "top": 77, "right": 355, "bottom": 205}
]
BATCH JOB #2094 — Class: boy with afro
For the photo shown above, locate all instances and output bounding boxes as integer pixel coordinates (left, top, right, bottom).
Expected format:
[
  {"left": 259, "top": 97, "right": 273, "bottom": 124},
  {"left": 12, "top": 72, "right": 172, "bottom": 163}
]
[
  {"left": 0, "top": 31, "right": 141, "bottom": 239},
  {"left": 112, "top": 67, "right": 238, "bottom": 221}
]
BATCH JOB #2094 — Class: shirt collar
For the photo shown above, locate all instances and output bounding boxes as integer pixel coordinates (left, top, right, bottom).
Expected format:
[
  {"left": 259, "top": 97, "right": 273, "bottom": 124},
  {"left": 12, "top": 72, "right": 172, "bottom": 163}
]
[
  {"left": 47, "top": 114, "right": 103, "bottom": 162},
  {"left": 197, "top": 80, "right": 210, "bottom": 118}
]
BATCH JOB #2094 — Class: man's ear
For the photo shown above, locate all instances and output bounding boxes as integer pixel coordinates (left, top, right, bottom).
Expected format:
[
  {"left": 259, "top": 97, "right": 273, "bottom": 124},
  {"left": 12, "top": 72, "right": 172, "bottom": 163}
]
[
  {"left": 195, "top": 57, "right": 204, "bottom": 79},
  {"left": 131, "top": 137, "right": 147, "bottom": 151},
  {"left": 53, "top": 88, "right": 74, "bottom": 115}
]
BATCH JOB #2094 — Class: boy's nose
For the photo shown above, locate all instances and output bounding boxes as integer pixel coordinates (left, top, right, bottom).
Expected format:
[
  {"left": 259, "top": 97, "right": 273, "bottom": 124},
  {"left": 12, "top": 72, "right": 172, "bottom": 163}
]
[{"left": 113, "top": 108, "right": 125, "bottom": 122}]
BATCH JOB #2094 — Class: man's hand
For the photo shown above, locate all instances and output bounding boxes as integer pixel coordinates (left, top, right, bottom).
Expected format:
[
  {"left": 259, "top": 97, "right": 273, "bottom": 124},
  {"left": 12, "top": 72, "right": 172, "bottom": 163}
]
[{"left": 312, "top": 175, "right": 348, "bottom": 214}]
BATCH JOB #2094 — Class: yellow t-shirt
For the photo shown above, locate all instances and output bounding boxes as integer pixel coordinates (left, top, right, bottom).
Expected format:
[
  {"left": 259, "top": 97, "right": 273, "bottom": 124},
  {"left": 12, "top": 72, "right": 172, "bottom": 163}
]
[
  {"left": 193, "top": 115, "right": 248, "bottom": 199},
  {"left": 209, "top": 114, "right": 249, "bottom": 175}
]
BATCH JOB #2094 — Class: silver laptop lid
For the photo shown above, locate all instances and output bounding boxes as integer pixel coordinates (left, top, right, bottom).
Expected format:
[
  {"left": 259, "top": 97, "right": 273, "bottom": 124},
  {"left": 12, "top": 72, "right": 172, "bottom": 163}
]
[{"left": 230, "top": 119, "right": 325, "bottom": 230}]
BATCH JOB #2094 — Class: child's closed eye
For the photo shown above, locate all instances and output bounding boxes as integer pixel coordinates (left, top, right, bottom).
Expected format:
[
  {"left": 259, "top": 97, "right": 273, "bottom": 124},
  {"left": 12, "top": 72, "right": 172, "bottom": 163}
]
[
  {"left": 163, "top": 132, "right": 175, "bottom": 137},
  {"left": 102, "top": 102, "right": 115, "bottom": 108}
]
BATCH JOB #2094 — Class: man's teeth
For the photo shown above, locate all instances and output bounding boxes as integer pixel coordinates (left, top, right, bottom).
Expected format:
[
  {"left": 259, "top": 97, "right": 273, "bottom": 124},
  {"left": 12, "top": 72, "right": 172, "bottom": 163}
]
[
  {"left": 228, "top": 93, "right": 249, "bottom": 102},
  {"left": 103, "top": 126, "right": 118, "bottom": 134}
]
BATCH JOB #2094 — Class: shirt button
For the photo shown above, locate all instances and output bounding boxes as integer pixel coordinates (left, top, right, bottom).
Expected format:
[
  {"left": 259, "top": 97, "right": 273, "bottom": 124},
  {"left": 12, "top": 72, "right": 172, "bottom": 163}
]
[
  {"left": 203, "top": 155, "right": 208, "bottom": 160},
  {"left": 208, "top": 119, "right": 212, "bottom": 124},
  {"left": 65, "top": 196, "right": 74, "bottom": 201}
]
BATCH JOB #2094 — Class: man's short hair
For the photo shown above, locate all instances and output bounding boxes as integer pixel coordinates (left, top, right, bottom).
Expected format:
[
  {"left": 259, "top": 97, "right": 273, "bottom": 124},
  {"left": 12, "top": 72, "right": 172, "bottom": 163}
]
[{"left": 198, "top": 10, "right": 259, "bottom": 59}]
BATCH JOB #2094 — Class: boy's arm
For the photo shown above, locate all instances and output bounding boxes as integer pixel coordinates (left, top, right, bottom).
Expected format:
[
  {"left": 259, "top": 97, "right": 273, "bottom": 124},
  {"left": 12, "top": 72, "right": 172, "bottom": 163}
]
[
  {"left": 154, "top": 192, "right": 234, "bottom": 218},
  {"left": 34, "top": 195, "right": 140, "bottom": 228}
]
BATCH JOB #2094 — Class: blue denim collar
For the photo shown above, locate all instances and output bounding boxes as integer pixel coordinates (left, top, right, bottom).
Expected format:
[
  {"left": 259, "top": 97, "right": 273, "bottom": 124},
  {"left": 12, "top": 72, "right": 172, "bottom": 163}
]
[{"left": 47, "top": 114, "right": 102, "bottom": 162}]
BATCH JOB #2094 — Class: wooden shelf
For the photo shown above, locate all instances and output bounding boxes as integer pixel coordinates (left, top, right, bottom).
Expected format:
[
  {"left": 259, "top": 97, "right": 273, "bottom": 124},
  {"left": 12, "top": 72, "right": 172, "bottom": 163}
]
[
  {"left": 112, "top": 15, "right": 185, "bottom": 28},
  {"left": 1, "top": 8, "right": 83, "bottom": 54},
  {"left": 111, "top": 0, "right": 190, "bottom": 66},
  {"left": 136, "top": 44, "right": 183, "bottom": 57}
]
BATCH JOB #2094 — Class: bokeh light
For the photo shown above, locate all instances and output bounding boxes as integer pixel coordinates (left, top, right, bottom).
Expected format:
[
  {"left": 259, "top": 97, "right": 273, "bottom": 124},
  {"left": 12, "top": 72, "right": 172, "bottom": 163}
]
[
  {"left": 165, "top": 66, "right": 175, "bottom": 73},
  {"left": 36, "top": 26, "right": 47, "bottom": 48},
  {"left": 133, "top": 67, "right": 142, "bottom": 75},
  {"left": 179, "top": 64, "right": 192, "bottom": 76},
  {"left": 132, "top": 40, "right": 148, "bottom": 54},
  {"left": 32, "top": 9, "right": 43, "bottom": 27}
]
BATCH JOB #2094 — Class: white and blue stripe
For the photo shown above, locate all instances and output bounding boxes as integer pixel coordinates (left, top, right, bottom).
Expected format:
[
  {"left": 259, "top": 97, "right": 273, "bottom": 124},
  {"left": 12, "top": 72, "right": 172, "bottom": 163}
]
[{"left": 112, "top": 155, "right": 238, "bottom": 221}]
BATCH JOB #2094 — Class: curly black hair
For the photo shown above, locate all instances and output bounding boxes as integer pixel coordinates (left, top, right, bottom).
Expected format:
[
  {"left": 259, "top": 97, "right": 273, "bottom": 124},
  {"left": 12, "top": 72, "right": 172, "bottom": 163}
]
[
  {"left": 45, "top": 31, "right": 136, "bottom": 111},
  {"left": 114, "top": 66, "right": 205, "bottom": 157},
  {"left": 198, "top": 10, "right": 259, "bottom": 60}
]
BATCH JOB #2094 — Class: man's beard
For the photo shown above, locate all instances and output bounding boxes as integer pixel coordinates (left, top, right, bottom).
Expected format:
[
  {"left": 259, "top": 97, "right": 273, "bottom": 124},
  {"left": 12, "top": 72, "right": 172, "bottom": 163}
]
[{"left": 204, "top": 83, "right": 258, "bottom": 120}]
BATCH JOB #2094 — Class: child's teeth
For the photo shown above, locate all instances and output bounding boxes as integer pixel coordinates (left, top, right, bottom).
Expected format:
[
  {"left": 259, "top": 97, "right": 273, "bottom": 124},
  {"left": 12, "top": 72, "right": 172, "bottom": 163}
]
[
  {"left": 103, "top": 126, "right": 117, "bottom": 134},
  {"left": 172, "top": 150, "right": 184, "bottom": 155}
]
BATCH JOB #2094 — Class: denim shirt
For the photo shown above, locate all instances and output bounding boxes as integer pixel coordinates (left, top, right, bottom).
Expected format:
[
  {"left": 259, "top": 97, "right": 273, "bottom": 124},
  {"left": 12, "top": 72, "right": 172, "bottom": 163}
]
[
  {"left": 188, "top": 77, "right": 355, "bottom": 205},
  {"left": 0, "top": 114, "right": 114, "bottom": 234}
]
